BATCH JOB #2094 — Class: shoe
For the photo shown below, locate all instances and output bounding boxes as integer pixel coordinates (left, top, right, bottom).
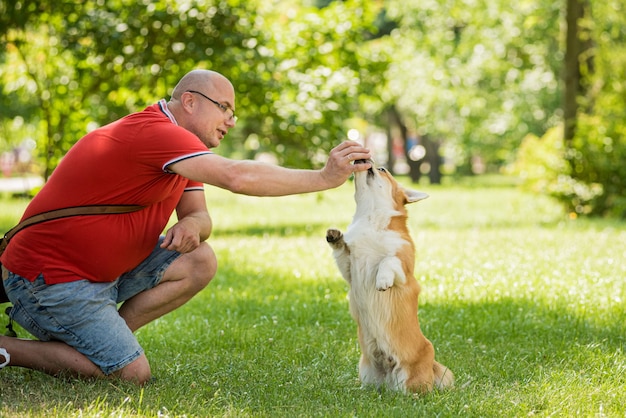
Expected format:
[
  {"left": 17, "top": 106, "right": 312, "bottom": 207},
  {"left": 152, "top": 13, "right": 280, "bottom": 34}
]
[{"left": 0, "top": 348, "right": 9, "bottom": 369}]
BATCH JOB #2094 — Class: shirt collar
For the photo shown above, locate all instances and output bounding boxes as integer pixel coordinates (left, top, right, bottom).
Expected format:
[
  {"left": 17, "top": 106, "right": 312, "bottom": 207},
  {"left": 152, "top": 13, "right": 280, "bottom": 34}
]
[{"left": 158, "top": 99, "right": 178, "bottom": 125}]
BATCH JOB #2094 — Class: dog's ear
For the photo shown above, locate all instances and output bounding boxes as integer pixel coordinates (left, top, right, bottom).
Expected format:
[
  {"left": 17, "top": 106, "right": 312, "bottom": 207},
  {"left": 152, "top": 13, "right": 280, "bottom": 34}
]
[{"left": 404, "top": 188, "right": 429, "bottom": 204}]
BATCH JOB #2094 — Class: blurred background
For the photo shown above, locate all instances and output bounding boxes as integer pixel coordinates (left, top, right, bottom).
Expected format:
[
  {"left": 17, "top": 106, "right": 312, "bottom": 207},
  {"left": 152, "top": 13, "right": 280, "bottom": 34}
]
[{"left": 0, "top": 0, "right": 624, "bottom": 217}]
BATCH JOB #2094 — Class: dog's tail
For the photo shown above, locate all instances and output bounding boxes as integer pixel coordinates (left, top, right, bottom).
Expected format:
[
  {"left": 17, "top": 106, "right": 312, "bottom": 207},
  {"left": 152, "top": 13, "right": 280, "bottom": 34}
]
[{"left": 433, "top": 361, "right": 454, "bottom": 389}]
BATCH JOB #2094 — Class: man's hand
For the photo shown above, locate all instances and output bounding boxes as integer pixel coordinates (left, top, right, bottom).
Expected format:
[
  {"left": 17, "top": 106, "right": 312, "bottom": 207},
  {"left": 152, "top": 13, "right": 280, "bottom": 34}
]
[
  {"left": 160, "top": 215, "right": 207, "bottom": 253},
  {"left": 320, "top": 140, "right": 372, "bottom": 188}
]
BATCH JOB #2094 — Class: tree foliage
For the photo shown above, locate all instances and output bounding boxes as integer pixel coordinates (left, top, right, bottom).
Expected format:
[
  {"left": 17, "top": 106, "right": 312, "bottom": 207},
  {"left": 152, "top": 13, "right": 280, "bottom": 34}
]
[
  {"left": 515, "top": 0, "right": 626, "bottom": 217},
  {"left": 0, "top": 0, "right": 382, "bottom": 177},
  {"left": 1, "top": 0, "right": 265, "bottom": 178},
  {"left": 0, "top": 0, "right": 624, "bottom": 216},
  {"left": 223, "top": 0, "right": 383, "bottom": 168},
  {"left": 381, "top": 0, "right": 562, "bottom": 171},
  {"left": 569, "top": 0, "right": 626, "bottom": 217}
]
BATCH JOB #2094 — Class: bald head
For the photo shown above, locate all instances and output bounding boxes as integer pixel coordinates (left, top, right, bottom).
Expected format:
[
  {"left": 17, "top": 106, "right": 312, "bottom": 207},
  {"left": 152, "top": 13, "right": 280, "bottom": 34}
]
[
  {"left": 166, "top": 69, "right": 237, "bottom": 148},
  {"left": 172, "top": 69, "right": 233, "bottom": 100}
]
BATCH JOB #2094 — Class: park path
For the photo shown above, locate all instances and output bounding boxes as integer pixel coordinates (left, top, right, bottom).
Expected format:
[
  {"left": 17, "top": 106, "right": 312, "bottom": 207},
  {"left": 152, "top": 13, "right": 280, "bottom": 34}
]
[{"left": 0, "top": 177, "right": 44, "bottom": 193}]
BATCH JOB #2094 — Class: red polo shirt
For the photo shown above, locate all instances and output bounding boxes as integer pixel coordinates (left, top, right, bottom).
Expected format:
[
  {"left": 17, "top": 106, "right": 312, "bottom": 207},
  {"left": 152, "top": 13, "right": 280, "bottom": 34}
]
[{"left": 1, "top": 100, "right": 211, "bottom": 284}]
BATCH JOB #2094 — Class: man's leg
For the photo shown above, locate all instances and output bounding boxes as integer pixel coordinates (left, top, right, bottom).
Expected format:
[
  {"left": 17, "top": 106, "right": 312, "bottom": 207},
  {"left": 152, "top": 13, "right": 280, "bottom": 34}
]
[
  {"left": 0, "top": 241, "right": 216, "bottom": 384},
  {"left": 0, "top": 335, "right": 153, "bottom": 384},
  {"left": 0, "top": 267, "right": 160, "bottom": 384},
  {"left": 118, "top": 242, "right": 216, "bottom": 332},
  {"left": 0, "top": 335, "right": 104, "bottom": 379},
  {"left": 0, "top": 272, "right": 153, "bottom": 384}
]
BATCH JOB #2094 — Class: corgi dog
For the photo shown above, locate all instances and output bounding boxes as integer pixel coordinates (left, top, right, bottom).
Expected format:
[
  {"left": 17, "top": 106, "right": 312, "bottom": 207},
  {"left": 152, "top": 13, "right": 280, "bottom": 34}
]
[{"left": 326, "top": 160, "right": 453, "bottom": 394}]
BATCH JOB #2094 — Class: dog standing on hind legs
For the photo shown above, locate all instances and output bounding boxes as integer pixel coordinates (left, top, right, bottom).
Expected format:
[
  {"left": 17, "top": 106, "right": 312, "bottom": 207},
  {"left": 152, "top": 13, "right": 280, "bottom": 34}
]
[{"left": 326, "top": 159, "right": 454, "bottom": 394}]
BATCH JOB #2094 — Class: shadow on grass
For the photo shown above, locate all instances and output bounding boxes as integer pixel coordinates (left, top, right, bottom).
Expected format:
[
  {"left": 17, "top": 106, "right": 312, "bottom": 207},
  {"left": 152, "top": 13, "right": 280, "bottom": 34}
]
[
  {"left": 1, "top": 265, "right": 624, "bottom": 416},
  {"left": 212, "top": 222, "right": 331, "bottom": 238},
  {"left": 209, "top": 215, "right": 592, "bottom": 239},
  {"left": 167, "top": 264, "right": 626, "bottom": 402},
  {"left": 422, "top": 298, "right": 626, "bottom": 384},
  {"left": 145, "top": 270, "right": 626, "bottom": 415}
]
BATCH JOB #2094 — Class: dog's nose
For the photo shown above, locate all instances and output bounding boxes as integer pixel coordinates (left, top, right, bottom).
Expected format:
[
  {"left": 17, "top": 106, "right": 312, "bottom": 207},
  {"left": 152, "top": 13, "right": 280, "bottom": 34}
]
[{"left": 354, "top": 159, "right": 375, "bottom": 174}]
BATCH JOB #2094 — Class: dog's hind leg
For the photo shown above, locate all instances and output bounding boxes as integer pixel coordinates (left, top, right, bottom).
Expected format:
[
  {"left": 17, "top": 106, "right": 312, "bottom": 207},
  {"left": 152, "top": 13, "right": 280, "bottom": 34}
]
[
  {"left": 433, "top": 361, "right": 454, "bottom": 389},
  {"left": 326, "top": 228, "right": 352, "bottom": 284},
  {"left": 359, "top": 352, "right": 386, "bottom": 389}
]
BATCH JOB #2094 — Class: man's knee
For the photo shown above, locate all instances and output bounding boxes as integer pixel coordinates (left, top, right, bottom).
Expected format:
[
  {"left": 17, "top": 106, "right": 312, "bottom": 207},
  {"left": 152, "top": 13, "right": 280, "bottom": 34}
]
[
  {"left": 191, "top": 242, "right": 217, "bottom": 288},
  {"left": 115, "top": 353, "right": 152, "bottom": 386},
  {"left": 183, "top": 242, "right": 217, "bottom": 290},
  {"left": 162, "top": 242, "right": 217, "bottom": 294}
]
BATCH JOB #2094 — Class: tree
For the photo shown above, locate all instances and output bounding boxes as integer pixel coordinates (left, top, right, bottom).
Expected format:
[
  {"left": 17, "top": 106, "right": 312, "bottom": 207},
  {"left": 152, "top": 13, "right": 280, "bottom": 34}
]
[
  {"left": 0, "top": 1, "right": 277, "bottom": 178},
  {"left": 230, "top": 0, "right": 383, "bottom": 168},
  {"left": 516, "top": 0, "right": 626, "bottom": 217},
  {"left": 380, "top": 0, "right": 562, "bottom": 175},
  {"left": 564, "top": 0, "right": 626, "bottom": 216},
  {"left": 563, "top": 0, "right": 592, "bottom": 146},
  {"left": 0, "top": 0, "right": 384, "bottom": 179}
]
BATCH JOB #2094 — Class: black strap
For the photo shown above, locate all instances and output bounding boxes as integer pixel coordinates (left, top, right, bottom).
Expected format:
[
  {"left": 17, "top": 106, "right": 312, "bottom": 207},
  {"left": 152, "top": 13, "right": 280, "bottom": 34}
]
[{"left": 1, "top": 205, "right": 144, "bottom": 254}]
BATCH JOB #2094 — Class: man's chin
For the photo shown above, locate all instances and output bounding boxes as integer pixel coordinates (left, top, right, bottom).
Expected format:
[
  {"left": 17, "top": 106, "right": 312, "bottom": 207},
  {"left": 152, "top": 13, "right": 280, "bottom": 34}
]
[{"left": 202, "top": 136, "right": 220, "bottom": 148}]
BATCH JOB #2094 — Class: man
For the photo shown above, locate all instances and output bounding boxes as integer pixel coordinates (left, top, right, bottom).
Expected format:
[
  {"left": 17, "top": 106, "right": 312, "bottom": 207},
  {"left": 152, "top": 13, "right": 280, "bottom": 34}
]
[{"left": 0, "top": 69, "right": 371, "bottom": 385}]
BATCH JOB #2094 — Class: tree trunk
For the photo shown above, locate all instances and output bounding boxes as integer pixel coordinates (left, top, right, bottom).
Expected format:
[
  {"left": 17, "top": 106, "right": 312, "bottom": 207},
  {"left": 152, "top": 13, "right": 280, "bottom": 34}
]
[
  {"left": 563, "top": 0, "right": 593, "bottom": 146},
  {"left": 386, "top": 106, "right": 423, "bottom": 181},
  {"left": 422, "top": 135, "right": 442, "bottom": 184}
]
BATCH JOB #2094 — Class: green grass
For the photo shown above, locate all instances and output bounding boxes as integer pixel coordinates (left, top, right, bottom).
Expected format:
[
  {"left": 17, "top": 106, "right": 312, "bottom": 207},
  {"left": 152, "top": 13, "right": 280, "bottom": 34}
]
[{"left": 1, "top": 176, "right": 625, "bottom": 417}]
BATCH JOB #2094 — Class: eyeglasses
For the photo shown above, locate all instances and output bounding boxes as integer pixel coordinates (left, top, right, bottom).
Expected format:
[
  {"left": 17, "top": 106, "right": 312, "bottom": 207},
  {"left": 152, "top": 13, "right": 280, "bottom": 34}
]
[{"left": 186, "top": 90, "right": 237, "bottom": 122}]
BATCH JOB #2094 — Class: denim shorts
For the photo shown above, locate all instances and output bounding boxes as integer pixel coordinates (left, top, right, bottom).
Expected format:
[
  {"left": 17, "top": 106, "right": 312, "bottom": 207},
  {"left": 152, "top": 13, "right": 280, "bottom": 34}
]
[{"left": 3, "top": 237, "right": 182, "bottom": 375}]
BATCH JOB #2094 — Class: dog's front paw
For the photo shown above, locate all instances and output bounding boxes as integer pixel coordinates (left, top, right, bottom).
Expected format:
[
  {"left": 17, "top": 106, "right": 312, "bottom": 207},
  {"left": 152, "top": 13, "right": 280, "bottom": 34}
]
[
  {"left": 376, "top": 277, "right": 394, "bottom": 291},
  {"left": 326, "top": 228, "right": 344, "bottom": 245},
  {"left": 375, "top": 270, "right": 395, "bottom": 291}
]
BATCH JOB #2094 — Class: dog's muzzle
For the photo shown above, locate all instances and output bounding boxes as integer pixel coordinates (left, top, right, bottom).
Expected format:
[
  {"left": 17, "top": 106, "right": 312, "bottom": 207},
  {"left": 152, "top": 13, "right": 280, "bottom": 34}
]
[{"left": 355, "top": 159, "right": 375, "bottom": 174}]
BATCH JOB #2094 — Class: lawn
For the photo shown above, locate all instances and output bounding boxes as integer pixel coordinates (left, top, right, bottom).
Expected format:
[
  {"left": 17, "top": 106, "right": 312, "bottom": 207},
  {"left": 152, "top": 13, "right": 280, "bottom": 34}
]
[{"left": 1, "top": 176, "right": 625, "bottom": 417}]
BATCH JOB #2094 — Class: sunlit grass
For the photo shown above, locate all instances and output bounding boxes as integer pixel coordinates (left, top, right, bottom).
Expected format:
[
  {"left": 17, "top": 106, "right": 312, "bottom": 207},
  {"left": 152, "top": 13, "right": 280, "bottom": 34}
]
[{"left": 1, "top": 176, "right": 625, "bottom": 417}]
